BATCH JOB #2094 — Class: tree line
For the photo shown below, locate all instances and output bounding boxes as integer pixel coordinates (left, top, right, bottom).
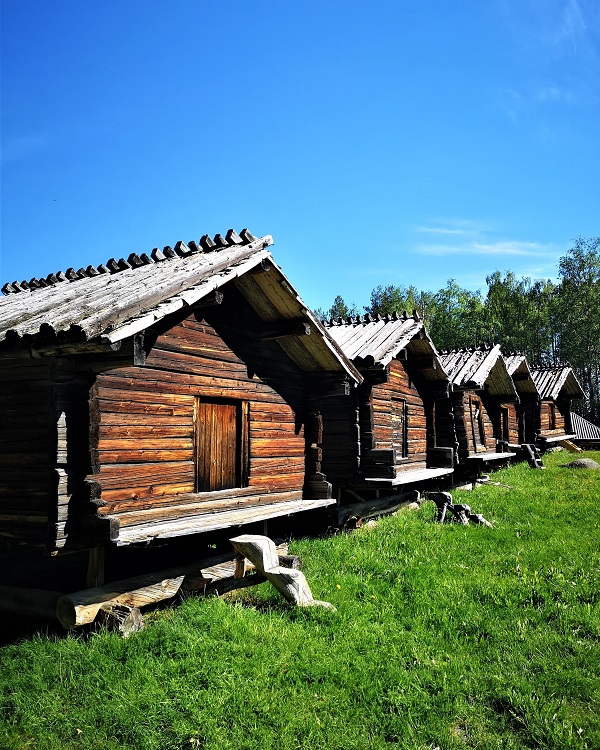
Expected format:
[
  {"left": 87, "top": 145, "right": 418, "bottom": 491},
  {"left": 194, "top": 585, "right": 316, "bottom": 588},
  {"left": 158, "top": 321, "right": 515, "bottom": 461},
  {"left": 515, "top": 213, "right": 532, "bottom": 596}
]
[{"left": 314, "top": 237, "right": 600, "bottom": 423}]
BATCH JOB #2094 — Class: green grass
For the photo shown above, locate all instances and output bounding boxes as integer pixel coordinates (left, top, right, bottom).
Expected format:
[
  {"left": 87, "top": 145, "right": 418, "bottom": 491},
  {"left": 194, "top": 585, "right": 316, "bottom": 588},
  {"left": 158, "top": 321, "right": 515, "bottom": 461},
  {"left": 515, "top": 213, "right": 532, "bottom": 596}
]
[{"left": 1, "top": 450, "right": 599, "bottom": 749}]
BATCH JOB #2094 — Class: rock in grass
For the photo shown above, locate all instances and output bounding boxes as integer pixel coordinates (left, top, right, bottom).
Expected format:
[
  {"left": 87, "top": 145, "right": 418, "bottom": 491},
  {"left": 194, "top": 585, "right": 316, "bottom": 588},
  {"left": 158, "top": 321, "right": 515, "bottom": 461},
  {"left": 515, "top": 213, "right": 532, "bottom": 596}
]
[{"left": 561, "top": 458, "right": 600, "bottom": 469}]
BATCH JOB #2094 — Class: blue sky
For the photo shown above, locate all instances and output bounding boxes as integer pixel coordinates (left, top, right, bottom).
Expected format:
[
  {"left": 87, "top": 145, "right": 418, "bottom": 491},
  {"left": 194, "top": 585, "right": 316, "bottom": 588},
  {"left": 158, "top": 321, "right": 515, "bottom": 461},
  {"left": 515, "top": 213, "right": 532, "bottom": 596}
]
[{"left": 2, "top": 0, "right": 599, "bottom": 312}]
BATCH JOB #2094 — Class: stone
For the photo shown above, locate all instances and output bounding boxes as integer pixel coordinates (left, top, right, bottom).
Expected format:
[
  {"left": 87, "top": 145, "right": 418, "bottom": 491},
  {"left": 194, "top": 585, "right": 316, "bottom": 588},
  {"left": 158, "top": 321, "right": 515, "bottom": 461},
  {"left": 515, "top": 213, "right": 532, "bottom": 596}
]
[{"left": 561, "top": 458, "right": 600, "bottom": 469}]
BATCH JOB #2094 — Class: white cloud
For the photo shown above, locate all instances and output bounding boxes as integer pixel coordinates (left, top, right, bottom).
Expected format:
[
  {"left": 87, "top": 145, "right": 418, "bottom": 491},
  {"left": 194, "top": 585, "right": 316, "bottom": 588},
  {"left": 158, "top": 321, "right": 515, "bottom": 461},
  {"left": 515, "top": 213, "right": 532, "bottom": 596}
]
[
  {"left": 414, "top": 221, "right": 558, "bottom": 258},
  {"left": 535, "top": 84, "right": 576, "bottom": 103},
  {"left": 416, "top": 219, "right": 489, "bottom": 238},
  {"left": 417, "top": 241, "right": 549, "bottom": 257},
  {"left": 552, "top": 0, "right": 588, "bottom": 50},
  {"left": 1, "top": 134, "right": 47, "bottom": 165}
]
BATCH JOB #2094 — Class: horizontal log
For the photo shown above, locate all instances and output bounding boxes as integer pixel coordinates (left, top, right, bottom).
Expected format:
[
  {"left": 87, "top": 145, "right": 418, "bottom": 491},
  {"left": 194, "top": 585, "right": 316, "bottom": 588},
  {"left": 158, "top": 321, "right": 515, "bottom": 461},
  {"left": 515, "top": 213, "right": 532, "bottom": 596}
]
[
  {"left": 0, "top": 586, "right": 64, "bottom": 619},
  {"left": 260, "top": 321, "right": 311, "bottom": 340},
  {"left": 96, "top": 385, "right": 195, "bottom": 406},
  {"left": 338, "top": 490, "right": 421, "bottom": 527},
  {"left": 143, "top": 351, "right": 252, "bottom": 379},
  {"left": 56, "top": 546, "right": 292, "bottom": 628},
  {"left": 101, "top": 486, "right": 305, "bottom": 516},
  {"left": 248, "top": 475, "right": 305, "bottom": 491},
  {"left": 97, "top": 399, "right": 192, "bottom": 416},
  {"left": 112, "top": 489, "right": 305, "bottom": 527},
  {"left": 99, "top": 412, "right": 195, "bottom": 426},
  {"left": 99, "top": 481, "right": 196, "bottom": 503},
  {"left": 97, "top": 449, "right": 193, "bottom": 463},
  {"left": 92, "top": 460, "right": 194, "bottom": 484},
  {"left": 249, "top": 445, "right": 305, "bottom": 458},
  {"left": 98, "top": 425, "right": 193, "bottom": 439},
  {"left": 98, "top": 370, "right": 299, "bottom": 400},
  {"left": 97, "top": 437, "right": 194, "bottom": 451},
  {"left": 0, "top": 452, "right": 51, "bottom": 467}
]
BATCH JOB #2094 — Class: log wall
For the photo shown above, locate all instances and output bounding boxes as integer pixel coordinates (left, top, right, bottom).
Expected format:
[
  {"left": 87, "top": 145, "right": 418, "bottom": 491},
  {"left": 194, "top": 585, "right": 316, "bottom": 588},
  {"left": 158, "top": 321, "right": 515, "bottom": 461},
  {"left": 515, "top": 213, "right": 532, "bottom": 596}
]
[
  {"left": 537, "top": 399, "right": 568, "bottom": 437},
  {"left": 495, "top": 401, "right": 519, "bottom": 445},
  {"left": 89, "top": 299, "right": 311, "bottom": 533},
  {"left": 367, "top": 359, "right": 428, "bottom": 473},
  {"left": 452, "top": 390, "right": 496, "bottom": 458},
  {"left": 517, "top": 399, "right": 539, "bottom": 444},
  {"left": 318, "top": 394, "right": 359, "bottom": 491},
  {"left": 0, "top": 361, "right": 54, "bottom": 546},
  {"left": 434, "top": 396, "right": 457, "bottom": 454}
]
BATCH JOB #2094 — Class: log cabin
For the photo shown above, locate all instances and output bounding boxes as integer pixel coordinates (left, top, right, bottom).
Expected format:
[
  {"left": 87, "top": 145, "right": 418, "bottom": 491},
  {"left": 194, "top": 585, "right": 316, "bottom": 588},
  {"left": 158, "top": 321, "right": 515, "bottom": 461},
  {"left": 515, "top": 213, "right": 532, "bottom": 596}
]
[
  {"left": 438, "top": 346, "right": 518, "bottom": 473},
  {"left": 0, "top": 229, "right": 362, "bottom": 553},
  {"left": 530, "top": 366, "right": 584, "bottom": 449},
  {"left": 504, "top": 354, "right": 541, "bottom": 447},
  {"left": 324, "top": 312, "right": 455, "bottom": 495}
]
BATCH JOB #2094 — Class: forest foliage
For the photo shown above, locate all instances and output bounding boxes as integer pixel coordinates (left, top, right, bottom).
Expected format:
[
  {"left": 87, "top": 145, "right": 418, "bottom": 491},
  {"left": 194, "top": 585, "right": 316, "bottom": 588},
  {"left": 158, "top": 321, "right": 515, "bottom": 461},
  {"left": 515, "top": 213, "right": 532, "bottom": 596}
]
[{"left": 314, "top": 237, "right": 600, "bottom": 422}]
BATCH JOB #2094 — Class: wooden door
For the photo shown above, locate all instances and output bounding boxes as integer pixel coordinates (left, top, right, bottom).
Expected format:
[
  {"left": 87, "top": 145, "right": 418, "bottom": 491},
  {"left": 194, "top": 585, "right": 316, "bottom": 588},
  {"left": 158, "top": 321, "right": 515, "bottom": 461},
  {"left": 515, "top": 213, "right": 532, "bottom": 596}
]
[
  {"left": 469, "top": 396, "right": 486, "bottom": 451},
  {"left": 500, "top": 407, "right": 509, "bottom": 442},
  {"left": 391, "top": 397, "right": 408, "bottom": 458},
  {"left": 195, "top": 400, "right": 239, "bottom": 492}
]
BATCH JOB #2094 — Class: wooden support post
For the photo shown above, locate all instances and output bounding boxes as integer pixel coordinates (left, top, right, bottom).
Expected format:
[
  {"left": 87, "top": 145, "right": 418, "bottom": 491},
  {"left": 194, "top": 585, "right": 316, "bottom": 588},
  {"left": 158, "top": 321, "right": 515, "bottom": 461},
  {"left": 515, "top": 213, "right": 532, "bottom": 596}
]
[
  {"left": 85, "top": 546, "right": 105, "bottom": 588},
  {"left": 234, "top": 552, "right": 247, "bottom": 579}
]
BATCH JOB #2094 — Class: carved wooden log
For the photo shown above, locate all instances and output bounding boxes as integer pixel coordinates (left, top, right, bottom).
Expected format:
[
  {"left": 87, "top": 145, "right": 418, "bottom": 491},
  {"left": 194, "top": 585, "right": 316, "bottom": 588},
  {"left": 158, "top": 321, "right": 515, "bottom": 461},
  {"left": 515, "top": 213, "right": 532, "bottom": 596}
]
[
  {"left": 427, "top": 491, "right": 453, "bottom": 523},
  {"left": 447, "top": 503, "right": 470, "bottom": 525},
  {"left": 230, "top": 535, "right": 334, "bottom": 610},
  {"left": 469, "top": 513, "right": 494, "bottom": 528}
]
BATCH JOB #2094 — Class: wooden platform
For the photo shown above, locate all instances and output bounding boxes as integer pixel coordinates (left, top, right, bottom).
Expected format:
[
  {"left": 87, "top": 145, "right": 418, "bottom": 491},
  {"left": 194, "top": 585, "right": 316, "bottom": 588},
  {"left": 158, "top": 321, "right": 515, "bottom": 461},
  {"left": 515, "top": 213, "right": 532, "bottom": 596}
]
[
  {"left": 361, "top": 467, "right": 454, "bottom": 488},
  {"left": 116, "top": 498, "right": 336, "bottom": 545},
  {"left": 539, "top": 434, "right": 576, "bottom": 444},
  {"left": 465, "top": 452, "right": 516, "bottom": 462}
]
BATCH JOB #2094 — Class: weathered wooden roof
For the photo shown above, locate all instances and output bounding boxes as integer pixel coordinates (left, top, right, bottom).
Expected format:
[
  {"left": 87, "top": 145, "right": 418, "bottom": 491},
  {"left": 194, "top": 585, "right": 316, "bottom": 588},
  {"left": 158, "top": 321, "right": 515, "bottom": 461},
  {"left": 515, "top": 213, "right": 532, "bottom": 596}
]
[
  {"left": 0, "top": 229, "right": 361, "bottom": 381},
  {"left": 530, "top": 366, "right": 584, "bottom": 400},
  {"left": 438, "top": 346, "right": 516, "bottom": 397},
  {"left": 571, "top": 412, "right": 600, "bottom": 440},
  {"left": 325, "top": 312, "right": 448, "bottom": 380},
  {"left": 504, "top": 354, "right": 540, "bottom": 397}
]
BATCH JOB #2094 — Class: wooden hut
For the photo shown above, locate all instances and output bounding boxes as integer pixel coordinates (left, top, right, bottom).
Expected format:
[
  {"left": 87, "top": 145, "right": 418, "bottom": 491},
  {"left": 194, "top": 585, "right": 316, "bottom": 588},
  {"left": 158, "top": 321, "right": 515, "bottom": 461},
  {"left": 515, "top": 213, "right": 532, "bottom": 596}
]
[
  {"left": 324, "top": 312, "right": 454, "bottom": 494},
  {"left": 438, "top": 346, "right": 517, "bottom": 472},
  {"left": 570, "top": 412, "right": 600, "bottom": 450},
  {"left": 504, "top": 354, "right": 540, "bottom": 447},
  {"left": 0, "top": 229, "right": 361, "bottom": 553},
  {"left": 530, "top": 366, "right": 584, "bottom": 449}
]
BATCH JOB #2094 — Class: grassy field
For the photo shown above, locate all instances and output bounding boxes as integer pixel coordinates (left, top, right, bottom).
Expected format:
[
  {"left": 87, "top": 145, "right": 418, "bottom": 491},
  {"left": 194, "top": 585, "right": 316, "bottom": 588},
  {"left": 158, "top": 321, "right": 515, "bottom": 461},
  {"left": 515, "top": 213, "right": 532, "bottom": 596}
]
[{"left": 1, "top": 450, "right": 599, "bottom": 750}]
